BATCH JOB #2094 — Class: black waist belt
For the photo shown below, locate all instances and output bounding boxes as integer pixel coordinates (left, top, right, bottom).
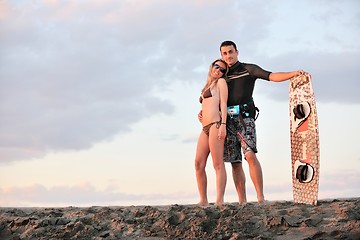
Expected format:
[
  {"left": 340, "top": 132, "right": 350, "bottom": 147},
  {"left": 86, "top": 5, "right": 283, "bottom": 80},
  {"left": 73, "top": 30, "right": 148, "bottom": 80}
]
[{"left": 227, "top": 100, "right": 259, "bottom": 120}]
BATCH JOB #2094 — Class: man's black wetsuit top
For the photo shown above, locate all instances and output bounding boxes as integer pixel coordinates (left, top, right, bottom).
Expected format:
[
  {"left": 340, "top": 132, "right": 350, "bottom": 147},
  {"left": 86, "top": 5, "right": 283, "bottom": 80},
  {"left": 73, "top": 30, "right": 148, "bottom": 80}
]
[{"left": 226, "top": 61, "right": 272, "bottom": 106}]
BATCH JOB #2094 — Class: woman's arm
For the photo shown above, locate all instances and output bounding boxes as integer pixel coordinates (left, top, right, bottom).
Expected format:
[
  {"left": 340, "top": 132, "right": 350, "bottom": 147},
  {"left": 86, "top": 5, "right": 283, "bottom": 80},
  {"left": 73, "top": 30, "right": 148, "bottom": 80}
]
[{"left": 218, "top": 78, "right": 228, "bottom": 139}]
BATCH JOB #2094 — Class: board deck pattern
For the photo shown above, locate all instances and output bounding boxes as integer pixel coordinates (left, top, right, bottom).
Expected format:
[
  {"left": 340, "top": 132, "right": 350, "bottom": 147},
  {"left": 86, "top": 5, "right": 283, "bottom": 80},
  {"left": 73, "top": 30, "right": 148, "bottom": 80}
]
[{"left": 289, "top": 74, "right": 320, "bottom": 205}]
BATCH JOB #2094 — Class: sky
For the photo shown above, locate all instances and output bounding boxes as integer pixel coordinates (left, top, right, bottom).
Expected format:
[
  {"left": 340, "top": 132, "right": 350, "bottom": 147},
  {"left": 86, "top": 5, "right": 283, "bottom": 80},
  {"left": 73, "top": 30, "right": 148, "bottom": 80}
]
[{"left": 0, "top": 0, "right": 359, "bottom": 207}]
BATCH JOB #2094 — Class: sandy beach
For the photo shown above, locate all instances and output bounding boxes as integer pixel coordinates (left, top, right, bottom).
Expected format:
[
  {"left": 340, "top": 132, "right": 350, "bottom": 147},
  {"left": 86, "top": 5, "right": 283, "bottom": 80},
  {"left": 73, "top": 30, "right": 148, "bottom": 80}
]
[{"left": 0, "top": 198, "right": 359, "bottom": 239}]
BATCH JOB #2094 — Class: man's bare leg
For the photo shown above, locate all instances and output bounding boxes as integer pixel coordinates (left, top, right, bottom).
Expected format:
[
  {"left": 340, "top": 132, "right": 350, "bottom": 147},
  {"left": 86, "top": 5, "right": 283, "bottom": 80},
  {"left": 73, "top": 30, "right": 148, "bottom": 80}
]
[
  {"left": 231, "top": 162, "right": 247, "bottom": 204},
  {"left": 245, "top": 151, "right": 265, "bottom": 203}
]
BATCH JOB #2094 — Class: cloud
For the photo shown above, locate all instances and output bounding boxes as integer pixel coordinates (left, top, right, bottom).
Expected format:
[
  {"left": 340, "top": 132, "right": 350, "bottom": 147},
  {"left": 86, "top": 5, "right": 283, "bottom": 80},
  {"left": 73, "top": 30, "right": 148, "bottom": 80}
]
[
  {"left": 318, "top": 170, "right": 360, "bottom": 199},
  {"left": 245, "top": 0, "right": 360, "bottom": 104},
  {"left": 1, "top": 168, "right": 358, "bottom": 207},
  {"left": 1, "top": 0, "right": 358, "bottom": 164},
  {"left": 0, "top": 1, "right": 184, "bottom": 163},
  {"left": 255, "top": 51, "right": 360, "bottom": 104},
  {"left": 0, "top": 183, "right": 197, "bottom": 207},
  {"left": 0, "top": 0, "right": 276, "bottom": 163}
]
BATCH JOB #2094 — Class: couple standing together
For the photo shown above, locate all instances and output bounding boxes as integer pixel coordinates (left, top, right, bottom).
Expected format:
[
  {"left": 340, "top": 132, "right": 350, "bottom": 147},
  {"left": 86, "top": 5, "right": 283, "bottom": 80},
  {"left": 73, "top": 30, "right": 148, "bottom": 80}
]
[{"left": 195, "top": 41, "right": 305, "bottom": 206}]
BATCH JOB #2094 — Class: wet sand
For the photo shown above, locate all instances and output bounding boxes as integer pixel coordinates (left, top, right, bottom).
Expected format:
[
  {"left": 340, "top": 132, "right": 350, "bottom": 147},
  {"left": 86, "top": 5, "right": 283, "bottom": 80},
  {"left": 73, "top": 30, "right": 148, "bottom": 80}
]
[{"left": 0, "top": 198, "right": 359, "bottom": 239}]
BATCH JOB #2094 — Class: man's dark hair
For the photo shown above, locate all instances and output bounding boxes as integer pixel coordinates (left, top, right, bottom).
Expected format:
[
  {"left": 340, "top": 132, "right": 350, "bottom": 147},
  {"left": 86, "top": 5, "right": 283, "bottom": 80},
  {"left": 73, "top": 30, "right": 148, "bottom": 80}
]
[{"left": 220, "top": 41, "right": 238, "bottom": 52}]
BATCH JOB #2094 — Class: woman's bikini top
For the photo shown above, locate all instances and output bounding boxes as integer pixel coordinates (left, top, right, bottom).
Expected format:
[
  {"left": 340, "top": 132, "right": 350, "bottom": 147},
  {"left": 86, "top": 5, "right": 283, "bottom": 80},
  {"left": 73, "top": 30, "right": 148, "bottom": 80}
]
[{"left": 199, "top": 84, "right": 219, "bottom": 103}]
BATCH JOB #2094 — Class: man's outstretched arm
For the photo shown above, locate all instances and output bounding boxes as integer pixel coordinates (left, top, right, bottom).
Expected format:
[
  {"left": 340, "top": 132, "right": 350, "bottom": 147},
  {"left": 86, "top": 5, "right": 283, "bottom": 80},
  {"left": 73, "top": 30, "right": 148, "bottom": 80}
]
[{"left": 269, "top": 70, "right": 305, "bottom": 82}]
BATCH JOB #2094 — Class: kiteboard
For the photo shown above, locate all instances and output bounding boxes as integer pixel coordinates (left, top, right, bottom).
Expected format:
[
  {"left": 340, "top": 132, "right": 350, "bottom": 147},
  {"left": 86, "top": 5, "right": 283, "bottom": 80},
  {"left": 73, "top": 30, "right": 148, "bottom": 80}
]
[{"left": 289, "top": 73, "right": 320, "bottom": 205}]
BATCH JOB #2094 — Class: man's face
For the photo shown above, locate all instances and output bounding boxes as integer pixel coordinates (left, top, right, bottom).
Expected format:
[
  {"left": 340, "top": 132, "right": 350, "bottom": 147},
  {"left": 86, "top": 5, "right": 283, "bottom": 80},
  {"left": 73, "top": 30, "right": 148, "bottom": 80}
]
[{"left": 220, "top": 45, "right": 238, "bottom": 67}]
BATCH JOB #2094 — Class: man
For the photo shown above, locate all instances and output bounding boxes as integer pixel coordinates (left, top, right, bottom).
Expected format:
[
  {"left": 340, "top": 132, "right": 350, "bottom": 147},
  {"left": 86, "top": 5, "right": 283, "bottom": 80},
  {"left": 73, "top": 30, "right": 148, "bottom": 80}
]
[{"left": 220, "top": 40, "right": 305, "bottom": 204}]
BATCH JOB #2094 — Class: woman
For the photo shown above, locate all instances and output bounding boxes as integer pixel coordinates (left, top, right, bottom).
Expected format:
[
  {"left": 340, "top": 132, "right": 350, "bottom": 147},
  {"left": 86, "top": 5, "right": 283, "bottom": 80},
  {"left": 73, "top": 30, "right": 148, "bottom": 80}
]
[{"left": 195, "top": 59, "right": 228, "bottom": 206}]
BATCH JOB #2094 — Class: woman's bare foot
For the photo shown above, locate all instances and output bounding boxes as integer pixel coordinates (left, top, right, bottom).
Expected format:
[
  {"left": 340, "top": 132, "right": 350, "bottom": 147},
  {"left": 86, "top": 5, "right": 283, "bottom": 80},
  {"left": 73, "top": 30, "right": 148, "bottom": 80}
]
[
  {"left": 198, "top": 201, "right": 209, "bottom": 206},
  {"left": 215, "top": 201, "right": 224, "bottom": 207}
]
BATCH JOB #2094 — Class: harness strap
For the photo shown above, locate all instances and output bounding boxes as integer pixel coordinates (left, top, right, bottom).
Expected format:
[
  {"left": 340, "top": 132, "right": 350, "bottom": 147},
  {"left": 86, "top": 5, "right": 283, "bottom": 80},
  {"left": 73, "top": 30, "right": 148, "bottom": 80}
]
[
  {"left": 241, "top": 99, "right": 259, "bottom": 120},
  {"left": 238, "top": 114, "right": 247, "bottom": 132},
  {"left": 254, "top": 106, "right": 259, "bottom": 120}
]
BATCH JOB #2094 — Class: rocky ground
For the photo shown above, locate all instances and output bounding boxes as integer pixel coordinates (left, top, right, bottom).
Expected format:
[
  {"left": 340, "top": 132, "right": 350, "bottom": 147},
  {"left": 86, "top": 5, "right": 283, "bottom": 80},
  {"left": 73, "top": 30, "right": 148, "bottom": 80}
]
[{"left": 0, "top": 198, "right": 359, "bottom": 239}]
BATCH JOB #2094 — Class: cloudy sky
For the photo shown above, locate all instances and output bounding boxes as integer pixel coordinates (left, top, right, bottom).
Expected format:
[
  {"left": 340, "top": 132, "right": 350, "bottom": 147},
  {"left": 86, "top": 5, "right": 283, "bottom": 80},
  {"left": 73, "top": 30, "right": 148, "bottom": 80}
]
[{"left": 1, "top": 0, "right": 359, "bottom": 207}]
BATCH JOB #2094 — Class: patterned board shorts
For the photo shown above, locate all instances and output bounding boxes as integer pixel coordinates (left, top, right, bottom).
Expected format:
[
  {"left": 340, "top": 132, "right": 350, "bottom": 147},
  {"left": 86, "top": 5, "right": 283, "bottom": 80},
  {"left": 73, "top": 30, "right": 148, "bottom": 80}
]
[{"left": 224, "top": 116, "right": 257, "bottom": 163}]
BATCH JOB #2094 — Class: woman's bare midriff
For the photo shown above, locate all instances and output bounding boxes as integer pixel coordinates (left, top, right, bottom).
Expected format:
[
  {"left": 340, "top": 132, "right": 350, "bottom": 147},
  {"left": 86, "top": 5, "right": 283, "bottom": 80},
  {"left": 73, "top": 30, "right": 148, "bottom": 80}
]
[{"left": 201, "top": 98, "right": 221, "bottom": 127}]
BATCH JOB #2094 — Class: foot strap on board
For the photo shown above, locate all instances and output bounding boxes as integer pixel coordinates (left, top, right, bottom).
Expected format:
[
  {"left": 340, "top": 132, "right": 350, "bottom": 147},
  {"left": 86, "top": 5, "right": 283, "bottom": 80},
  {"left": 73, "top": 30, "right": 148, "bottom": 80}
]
[
  {"left": 293, "top": 102, "right": 311, "bottom": 121},
  {"left": 294, "top": 160, "right": 314, "bottom": 183}
]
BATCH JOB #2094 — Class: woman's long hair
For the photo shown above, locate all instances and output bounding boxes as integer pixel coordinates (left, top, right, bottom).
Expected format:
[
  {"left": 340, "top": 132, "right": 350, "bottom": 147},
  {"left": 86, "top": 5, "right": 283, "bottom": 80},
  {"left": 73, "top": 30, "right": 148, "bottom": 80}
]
[{"left": 201, "top": 59, "right": 228, "bottom": 94}]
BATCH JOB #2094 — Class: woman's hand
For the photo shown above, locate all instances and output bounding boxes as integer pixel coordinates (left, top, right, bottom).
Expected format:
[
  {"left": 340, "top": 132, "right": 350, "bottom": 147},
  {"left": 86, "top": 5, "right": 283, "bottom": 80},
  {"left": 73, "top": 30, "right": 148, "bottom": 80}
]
[{"left": 218, "top": 124, "right": 226, "bottom": 140}]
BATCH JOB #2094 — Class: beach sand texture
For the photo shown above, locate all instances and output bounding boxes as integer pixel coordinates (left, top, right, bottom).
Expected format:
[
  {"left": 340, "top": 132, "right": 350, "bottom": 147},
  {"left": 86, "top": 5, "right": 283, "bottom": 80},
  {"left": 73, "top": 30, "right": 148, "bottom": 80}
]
[{"left": 0, "top": 198, "right": 359, "bottom": 239}]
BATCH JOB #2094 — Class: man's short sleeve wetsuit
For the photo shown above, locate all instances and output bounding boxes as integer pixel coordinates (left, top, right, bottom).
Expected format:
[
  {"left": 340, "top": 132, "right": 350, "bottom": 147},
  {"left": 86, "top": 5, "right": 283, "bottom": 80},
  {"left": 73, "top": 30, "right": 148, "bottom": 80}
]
[
  {"left": 224, "top": 61, "right": 272, "bottom": 163},
  {"left": 226, "top": 61, "right": 271, "bottom": 106}
]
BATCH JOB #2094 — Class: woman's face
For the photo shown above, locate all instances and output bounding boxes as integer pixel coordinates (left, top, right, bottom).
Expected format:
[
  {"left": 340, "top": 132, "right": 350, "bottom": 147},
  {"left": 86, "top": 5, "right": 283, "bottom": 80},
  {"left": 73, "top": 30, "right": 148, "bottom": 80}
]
[{"left": 211, "top": 61, "right": 226, "bottom": 79}]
